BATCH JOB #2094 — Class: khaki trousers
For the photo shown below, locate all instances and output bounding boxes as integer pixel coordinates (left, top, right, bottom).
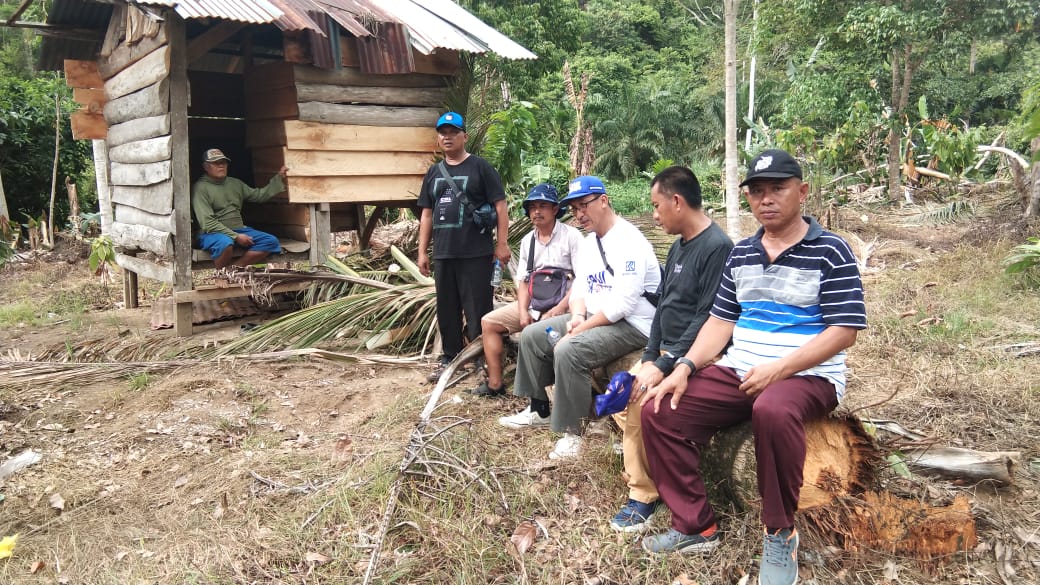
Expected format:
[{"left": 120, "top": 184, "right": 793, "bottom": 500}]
[{"left": 611, "top": 358, "right": 658, "bottom": 504}]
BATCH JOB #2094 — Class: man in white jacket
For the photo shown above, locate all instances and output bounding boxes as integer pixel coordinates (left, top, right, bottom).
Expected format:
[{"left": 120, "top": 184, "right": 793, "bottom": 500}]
[{"left": 500, "top": 175, "right": 661, "bottom": 460}]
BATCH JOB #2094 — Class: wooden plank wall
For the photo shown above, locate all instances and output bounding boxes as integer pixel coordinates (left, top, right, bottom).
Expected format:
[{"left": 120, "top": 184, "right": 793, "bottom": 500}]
[
  {"left": 244, "top": 41, "right": 447, "bottom": 205},
  {"left": 66, "top": 6, "right": 177, "bottom": 283}
]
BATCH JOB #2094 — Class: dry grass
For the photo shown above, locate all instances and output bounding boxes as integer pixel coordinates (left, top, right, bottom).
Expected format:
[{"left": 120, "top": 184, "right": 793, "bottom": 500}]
[{"left": 2, "top": 197, "right": 1040, "bottom": 584}]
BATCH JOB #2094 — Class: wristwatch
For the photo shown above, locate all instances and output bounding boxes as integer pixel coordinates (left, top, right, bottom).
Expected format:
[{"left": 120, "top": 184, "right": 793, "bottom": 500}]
[{"left": 675, "top": 357, "right": 697, "bottom": 374}]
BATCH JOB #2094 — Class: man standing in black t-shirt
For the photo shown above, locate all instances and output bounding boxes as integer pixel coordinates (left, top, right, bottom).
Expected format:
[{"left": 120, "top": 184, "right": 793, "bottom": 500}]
[{"left": 417, "top": 111, "right": 510, "bottom": 381}]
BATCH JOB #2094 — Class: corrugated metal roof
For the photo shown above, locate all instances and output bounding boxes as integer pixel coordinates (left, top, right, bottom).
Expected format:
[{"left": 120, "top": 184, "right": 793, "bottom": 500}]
[
  {"left": 40, "top": 0, "right": 534, "bottom": 68},
  {"left": 137, "top": 0, "right": 286, "bottom": 24},
  {"left": 399, "top": 0, "right": 536, "bottom": 59},
  {"left": 146, "top": 0, "right": 536, "bottom": 59}
]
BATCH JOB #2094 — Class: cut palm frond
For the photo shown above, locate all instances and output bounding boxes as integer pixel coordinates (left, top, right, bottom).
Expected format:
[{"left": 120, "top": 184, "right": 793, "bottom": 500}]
[
  {"left": 214, "top": 282, "right": 438, "bottom": 356},
  {"left": 903, "top": 200, "right": 976, "bottom": 225}
]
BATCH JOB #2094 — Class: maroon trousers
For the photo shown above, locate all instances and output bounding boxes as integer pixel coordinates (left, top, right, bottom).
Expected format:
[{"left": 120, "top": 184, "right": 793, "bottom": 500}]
[{"left": 641, "top": 365, "right": 838, "bottom": 534}]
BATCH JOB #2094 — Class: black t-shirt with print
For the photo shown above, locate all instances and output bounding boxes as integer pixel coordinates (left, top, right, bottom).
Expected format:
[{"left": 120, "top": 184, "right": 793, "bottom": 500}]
[{"left": 417, "top": 155, "right": 506, "bottom": 260}]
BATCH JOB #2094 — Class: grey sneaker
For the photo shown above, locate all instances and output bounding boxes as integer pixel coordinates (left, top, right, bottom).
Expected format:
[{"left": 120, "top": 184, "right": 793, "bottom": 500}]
[
  {"left": 759, "top": 527, "right": 799, "bottom": 585},
  {"left": 641, "top": 526, "right": 720, "bottom": 554}
]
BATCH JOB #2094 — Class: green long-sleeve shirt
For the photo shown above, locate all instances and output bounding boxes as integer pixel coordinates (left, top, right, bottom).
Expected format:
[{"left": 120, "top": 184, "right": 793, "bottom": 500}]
[{"left": 191, "top": 174, "right": 285, "bottom": 238}]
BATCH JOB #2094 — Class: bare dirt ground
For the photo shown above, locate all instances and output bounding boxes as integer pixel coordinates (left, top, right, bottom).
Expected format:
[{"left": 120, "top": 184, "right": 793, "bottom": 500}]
[{"left": 1, "top": 195, "right": 1039, "bottom": 584}]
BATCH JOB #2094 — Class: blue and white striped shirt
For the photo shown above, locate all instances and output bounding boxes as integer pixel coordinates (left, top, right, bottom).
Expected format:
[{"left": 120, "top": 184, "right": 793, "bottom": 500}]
[{"left": 712, "top": 217, "right": 867, "bottom": 400}]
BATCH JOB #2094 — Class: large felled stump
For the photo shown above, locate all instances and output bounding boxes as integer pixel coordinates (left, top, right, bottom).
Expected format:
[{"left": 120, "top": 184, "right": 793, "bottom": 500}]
[
  {"left": 701, "top": 414, "right": 878, "bottom": 514},
  {"left": 701, "top": 414, "right": 977, "bottom": 558}
]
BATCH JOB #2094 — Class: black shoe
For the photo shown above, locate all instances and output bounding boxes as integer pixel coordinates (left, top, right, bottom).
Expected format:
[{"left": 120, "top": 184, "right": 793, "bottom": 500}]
[{"left": 469, "top": 382, "right": 505, "bottom": 397}]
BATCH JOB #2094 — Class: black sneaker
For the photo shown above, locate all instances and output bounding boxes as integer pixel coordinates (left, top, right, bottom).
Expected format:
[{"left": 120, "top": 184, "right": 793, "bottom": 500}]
[{"left": 468, "top": 382, "right": 505, "bottom": 397}]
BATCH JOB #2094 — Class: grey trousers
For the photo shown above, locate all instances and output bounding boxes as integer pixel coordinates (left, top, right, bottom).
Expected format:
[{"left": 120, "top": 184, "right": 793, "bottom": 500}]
[{"left": 513, "top": 314, "right": 648, "bottom": 434}]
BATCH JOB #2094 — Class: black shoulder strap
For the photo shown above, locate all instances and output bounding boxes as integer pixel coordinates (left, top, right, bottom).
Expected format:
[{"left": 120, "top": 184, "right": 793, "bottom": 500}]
[
  {"left": 437, "top": 161, "right": 473, "bottom": 210},
  {"left": 527, "top": 234, "right": 536, "bottom": 275},
  {"left": 595, "top": 236, "right": 614, "bottom": 276}
]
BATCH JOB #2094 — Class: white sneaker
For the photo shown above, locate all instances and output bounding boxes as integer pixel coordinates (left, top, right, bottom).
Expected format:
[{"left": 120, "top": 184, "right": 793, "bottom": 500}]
[
  {"left": 498, "top": 406, "right": 550, "bottom": 429},
  {"left": 548, "top": 433, "right": 583, "bottom": 460}
]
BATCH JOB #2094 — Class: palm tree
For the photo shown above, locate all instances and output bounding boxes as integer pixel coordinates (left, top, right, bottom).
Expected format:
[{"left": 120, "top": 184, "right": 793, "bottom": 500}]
[{"left": 589, "top": 84, "right": 678, "bottom": 180}]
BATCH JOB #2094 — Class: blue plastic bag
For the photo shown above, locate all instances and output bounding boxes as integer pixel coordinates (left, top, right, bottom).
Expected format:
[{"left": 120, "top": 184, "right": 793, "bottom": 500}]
[{"left": 595, "top": 371, "right": 634, "bottom": 417}]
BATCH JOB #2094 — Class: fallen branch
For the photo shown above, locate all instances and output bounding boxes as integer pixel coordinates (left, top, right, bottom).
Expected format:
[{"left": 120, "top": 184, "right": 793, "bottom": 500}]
[
  {"left": 902, "top": 445, "right": 1019, "bottom": 486},
  {"left": 0, "top": 349, "right": 422, "bottom": 390},
  {"left": 866, "top": 419, "right": 1020, "bottom": 485},
  {"left": 977, "top": 145, "right": 1030, "bottom": 172},
  {"left": 363, "top": 339, "right": 484, "bottom": 585},
  {"left": 973, "top": 130, "right": 1006, "bottom": 171}
]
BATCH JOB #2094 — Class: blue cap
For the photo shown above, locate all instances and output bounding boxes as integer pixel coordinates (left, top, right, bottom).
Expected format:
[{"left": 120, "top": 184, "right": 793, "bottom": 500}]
[
  {"left": 560, "top": 175, "right": 606, "bottom": 204},
  {"left": 522, "top": 183, "right": 564, "bottom": 218},
  {"left": 436, "top": 111, "right": 464, "bottom": 131}
]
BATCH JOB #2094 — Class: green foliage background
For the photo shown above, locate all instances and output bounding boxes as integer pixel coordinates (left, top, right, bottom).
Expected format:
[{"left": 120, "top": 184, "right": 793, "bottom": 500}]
[
  {"left": 459, "top": 0, "right": 1039, "bottom": 207},
  {"left": 1, "top": 0, "right": 1038, "bottom": 234},
  {"left": 0, "top": 1, "right": 95, "bottom": 236}
]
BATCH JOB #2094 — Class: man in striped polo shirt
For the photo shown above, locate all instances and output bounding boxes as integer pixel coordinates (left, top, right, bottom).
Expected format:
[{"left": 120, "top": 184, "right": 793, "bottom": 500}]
[{"left": 638, "top": 149, "right": 867, "bottom": 585}]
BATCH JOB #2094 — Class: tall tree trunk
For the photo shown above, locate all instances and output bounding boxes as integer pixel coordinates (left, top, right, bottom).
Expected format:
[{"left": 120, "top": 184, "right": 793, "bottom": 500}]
[
  {"left": 724, "top": 0, "right": 742, "bottom": 240},
  {"left": 48, "top": 93, "right": 61, "bottom": 247},
  {"left": 1027, "top": 137, "right": 1040, "bottom": 217},
  {"left": 0, "top": 166, "right": 9, "bottom": 222},
  {"left": 744, "top": 0, "right": 758, "bottom": 151},
  {"left": 92, "top": 139, "right": 113, "bottom": 233},
  {"left": 886, "top": 48, "right": 903, "bottom": 202}
]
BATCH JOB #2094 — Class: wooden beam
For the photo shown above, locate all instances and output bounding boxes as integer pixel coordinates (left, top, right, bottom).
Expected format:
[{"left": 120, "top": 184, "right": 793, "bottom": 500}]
[
  {"left": 0, "top": 22, "right": 101, "bottom": 41},
  {"left": 108, "top": 135, "right": 172, "bottom": 164},
  {"left": 64, "top": 59, "right": 104, "bottom": 89},
  {"left": 172, "top": 280, "right": 313, "bottom": 304},
  {"left": 187, "top": 21, "right": 244, "bottom": 63},
  {"left": 246, "top": 120, "right": 436, "bottom": 152},
  {"left": 294, "top": 64, "right": 449, "bottom": 88},
  {"left": 104, "top": 44, "right": 170, "bottom": 100},
  {"left": 287, "top": 175, "right": 423, "bottom": 203},
  {"left": 92, "top": 139, "right": 113, "bottom": 232},
  {"left": 8, "top": 0, "right": 38, "bottom": 26},
  {"left": 73, "top": 88, "right": 107, "bottom": 114},
  {"left": 253, "top": 148, "right": 433, "bottom": 177},
  {"left": 103, "top": 78, "right": 169, "bottom": 126},
  {"left": 98, "top": 25, "right": 168, "bottom": 80},
  {"left": 109, "top": 160, "right": 171, "bottom": 186},
  {"left": 297, "top": 102, "right": 439, "bottom": 127},
  {"left": 107, "top": 114, "right": 170, "bottom": 147},
  {"left": 309, "top": 203, "right": 331, "bottom": 266},
  {"left": 122, "top": 266, "right": 139, "bottom": 308},
  {"left": 115, "top": 252, "right": 174, "bottom": 283},
  {"left": 168, "top": 14, "right": 193, "bottom": 337},
  {"left": 110, "top": 221, "right": 173, "bottom": 256},
  {"left": 70, "top": 111, "right": 107, "bottom": 140},
  {"left": 111, "top": 181, "right": 173, "bottom": 215},
  {"left": 295, "top": 83, "right": 447, "bottom": 107},
  {"left": 114, "top": 203, "right": 174, "bottom": 232}
]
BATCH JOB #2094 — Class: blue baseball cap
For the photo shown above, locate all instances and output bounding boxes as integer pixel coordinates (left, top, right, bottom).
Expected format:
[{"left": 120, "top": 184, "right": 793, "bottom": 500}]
[
  {"left": 436, "top": 111, "right": 465, "bottom": 131},
  {"left": 560, "top": 175, "right": 606, "bottom": 204},
  {"left": 522, "top": 183, "right": 564, "bottom": 218}
]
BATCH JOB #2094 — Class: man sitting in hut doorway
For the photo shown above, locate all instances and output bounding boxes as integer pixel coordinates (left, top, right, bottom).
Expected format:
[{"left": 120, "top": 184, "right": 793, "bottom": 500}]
[{"left": 191, "top": 148, "right": 289, "bottom": 268}]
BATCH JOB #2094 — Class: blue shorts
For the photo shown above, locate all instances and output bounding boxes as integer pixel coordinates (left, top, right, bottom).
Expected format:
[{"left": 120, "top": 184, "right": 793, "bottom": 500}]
[{"left": 196, "top": 227, "right": 281, "bottom": 258}]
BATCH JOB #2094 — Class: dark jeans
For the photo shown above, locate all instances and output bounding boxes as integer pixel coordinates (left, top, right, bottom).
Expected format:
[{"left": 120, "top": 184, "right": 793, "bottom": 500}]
[
  {"left": 641, "top": 364, "right": 838, "bottom": 533},
  {"left": 433, "top": 255, "right": 494, "bottom": 359}
]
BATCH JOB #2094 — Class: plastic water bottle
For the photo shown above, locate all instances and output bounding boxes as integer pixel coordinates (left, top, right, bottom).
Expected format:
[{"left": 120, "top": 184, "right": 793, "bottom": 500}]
[
  {"left": 546, "top": 326, "right": 561, "bottom": 346},
  {"left": 490, "top": 259, "right": 502, "bottom": 288}
]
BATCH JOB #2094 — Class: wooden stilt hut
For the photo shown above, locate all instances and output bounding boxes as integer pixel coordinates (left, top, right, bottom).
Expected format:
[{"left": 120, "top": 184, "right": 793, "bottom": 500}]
[{"left": 27, "top": 0, "right": 534, "bottom": 335}]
